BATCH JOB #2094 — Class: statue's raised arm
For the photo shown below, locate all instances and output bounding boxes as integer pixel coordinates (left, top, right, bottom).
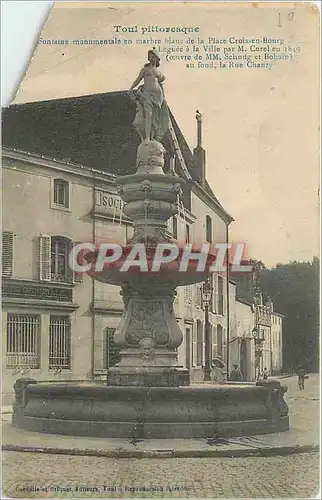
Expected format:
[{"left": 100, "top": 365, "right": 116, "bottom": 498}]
[
  {"left": 129, "top": 48, "right": 170, "bottom": 144},
  {"left": 129, "top": 68, "right": 145, "bottom": 92}
]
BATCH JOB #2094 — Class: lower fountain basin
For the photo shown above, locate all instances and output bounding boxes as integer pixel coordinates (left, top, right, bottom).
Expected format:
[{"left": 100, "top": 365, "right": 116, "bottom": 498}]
[{"left": 13, "top": 380, "right": 289, "bottom": 439}]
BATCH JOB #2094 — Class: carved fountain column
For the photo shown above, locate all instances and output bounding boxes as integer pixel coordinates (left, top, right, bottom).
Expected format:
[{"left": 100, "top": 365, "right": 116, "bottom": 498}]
[{"left": 107, "top": 140, "right": 190, "bottom": 387}]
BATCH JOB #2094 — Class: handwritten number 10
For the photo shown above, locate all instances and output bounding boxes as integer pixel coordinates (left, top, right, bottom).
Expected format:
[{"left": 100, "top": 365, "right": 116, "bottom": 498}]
[{"left": 278, "top": 11, "right": 295, "bottom": 27}]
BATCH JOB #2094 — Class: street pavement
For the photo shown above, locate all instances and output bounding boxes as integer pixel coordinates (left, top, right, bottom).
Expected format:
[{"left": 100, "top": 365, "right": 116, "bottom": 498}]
[
  {"left": 1, "top": 375, "right": 320, "bottom": 499},
  {"left": 282, "top": 372, "right": 319, "bottom": 431}
]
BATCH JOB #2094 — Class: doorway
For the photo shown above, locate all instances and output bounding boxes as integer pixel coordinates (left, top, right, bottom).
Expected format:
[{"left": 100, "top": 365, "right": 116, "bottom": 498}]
[
  {"left": 240, "top": 339, "right": 248, "bottom": 381},
  {"left": 185, "top": 327, "right": 191, "bottom": 370}
]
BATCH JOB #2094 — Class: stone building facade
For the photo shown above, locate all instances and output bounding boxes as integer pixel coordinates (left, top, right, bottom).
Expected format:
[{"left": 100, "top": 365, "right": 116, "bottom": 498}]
[
  {"left": 270, "top": 312, "right": 283, "bottom": 375},
  {"left": 230, "top": 298, "right": 255, "bottom": 382},
  {"left": 252, "top": 295, "right": 283, "bottom": 379}
]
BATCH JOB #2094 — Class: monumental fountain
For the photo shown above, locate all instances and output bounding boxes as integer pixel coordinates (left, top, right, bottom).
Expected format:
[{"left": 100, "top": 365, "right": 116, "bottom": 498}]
[{"left": 13, "top": 49, "right": 289, "bottom": 438}]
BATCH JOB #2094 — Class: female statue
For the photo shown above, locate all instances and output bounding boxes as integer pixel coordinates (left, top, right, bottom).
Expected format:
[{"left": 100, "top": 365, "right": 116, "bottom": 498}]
[{"left": 129, "top": 48, "right": 170, "bottom": 143}]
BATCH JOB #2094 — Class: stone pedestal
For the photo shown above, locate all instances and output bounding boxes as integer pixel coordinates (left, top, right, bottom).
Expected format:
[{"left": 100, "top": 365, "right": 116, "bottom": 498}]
[
  {"left": 108, "top": 367, "right": 189, "bottom": 387},
  {"left": 108, "top": 283, "right": 189, "bottom": 387}
]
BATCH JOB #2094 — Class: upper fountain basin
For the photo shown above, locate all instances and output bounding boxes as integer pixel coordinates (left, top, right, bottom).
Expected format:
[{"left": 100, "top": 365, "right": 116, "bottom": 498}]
[
  {"left": 118, "top": 174, "right": 185, "bottom": 205},
  {"left": 84, "top": 243, "right": 217, "bottom": 287}
]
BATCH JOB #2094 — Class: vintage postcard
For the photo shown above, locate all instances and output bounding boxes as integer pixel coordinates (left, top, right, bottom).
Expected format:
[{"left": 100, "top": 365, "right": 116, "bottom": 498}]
[{"left": 1, "top": 1, "right": 320, "bottom": 499}]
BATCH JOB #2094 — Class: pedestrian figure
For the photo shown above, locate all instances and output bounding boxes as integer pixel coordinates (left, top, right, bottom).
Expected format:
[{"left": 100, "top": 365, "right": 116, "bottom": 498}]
[
  {"left": 263, "top": 367, "right": 268, "bottom": 380},
  {"left": 297, "top": 365, "right": 306, "bottom": 390},
  {"left": 212, "top": 357, "right": 225, "bottom": 383},
  {"left": 229, "top": 364, "right": 243, "bottom": 382}
]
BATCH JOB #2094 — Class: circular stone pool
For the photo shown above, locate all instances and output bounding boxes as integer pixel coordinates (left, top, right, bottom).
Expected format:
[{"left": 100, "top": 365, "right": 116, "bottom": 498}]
[{"left": 12, "top": 379, "right": 289, "bottom": 439}]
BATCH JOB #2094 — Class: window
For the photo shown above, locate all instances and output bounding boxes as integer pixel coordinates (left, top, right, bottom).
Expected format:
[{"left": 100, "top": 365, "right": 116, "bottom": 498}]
[
  {"left": 218, "top": 276, "right": 224, "bottom": 315},
  {"left": 195, "top": 284, "right": 202, "bottom": 308},
  {"left": 167, "top": 216, "right": 178, "bottom": 239},
  {"left": 206, "top": 215, "right": 212, "bottom": 243},
  {"left": 211, "top": 274, "right": 217, "bottom": 312},
  {"left": 51, "top": 236, "right": 72, "bottom": 282},
  {"left": 53, "top": 179, "right": 69, "bottom": 209},
  {"left": 2, "top": 231, "right": 14, "bottom": 277},
  {"left": 185, "top": 327, "right": 192, "bottom": 369},
  {"left": 104, "top": 328, "right": 121, "bottom": 369},
  {"left": 173, "top": 216, "right": 178, "bottom": 239},
  {"left": 6, "top": 314, "right": 40, "bottom": 368},
  {"left": 185, "top": 224, "right": 190, "bottom": 243},
  {"left": 196, "top": 320, "right": 203, "bottom": 366},
  {"left": 217, "top": 325, "right": 223, "bottom": 358},
  {"left": 212, "top": 325, "right": 217, "bottom": 358},
  {"left": 38, "top": 235, "right": 81, "bottom": 283},
  {"left": 49, "top": 316, "right": 71, "bottom": 369}
]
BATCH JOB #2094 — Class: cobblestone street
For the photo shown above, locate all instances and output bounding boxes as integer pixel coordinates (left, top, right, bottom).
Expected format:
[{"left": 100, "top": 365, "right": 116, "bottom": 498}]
[
  {"left": 2, "top": 375, "right": 320, "bottom": 499},
  {"left": 2, "top": 451, "right": 319, "bottom": 499}
]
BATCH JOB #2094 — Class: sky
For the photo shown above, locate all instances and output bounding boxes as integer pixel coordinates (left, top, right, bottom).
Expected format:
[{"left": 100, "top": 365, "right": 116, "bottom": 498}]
[{"left": 3, "top": 1, "right": 320, "bottom": 268}]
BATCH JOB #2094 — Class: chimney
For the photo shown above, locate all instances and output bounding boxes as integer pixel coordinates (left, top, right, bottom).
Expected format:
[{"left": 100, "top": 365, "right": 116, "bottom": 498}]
[{"left": 193, "top": 110, "right": 206, "bottom": 186}]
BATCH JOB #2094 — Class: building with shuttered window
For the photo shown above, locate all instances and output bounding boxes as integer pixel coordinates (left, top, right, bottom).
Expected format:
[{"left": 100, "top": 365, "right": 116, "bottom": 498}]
[{"left": 3, "top": 91, "right": 277, "bottom": 403}]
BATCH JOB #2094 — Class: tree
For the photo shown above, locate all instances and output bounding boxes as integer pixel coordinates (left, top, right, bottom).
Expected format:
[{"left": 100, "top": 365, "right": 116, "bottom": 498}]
[{"left": 257, "top": 257, "right": 319, "bottom": 373}]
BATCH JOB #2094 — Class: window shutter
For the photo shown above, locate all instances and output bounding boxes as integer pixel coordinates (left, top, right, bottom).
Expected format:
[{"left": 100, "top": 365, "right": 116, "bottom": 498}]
[
  {"left": 218, "top": 276, "right": 224, "bottom": 315},
  {"left": 184, "top": 286, "right": 192, "bottom": 306},
  {"left": 38, "top": 234, "right": 51, "bottom": 281},
  {"left": 196, "top": 320, "right": 203, "bottom": 366},
  {"left": 196, "top": 284, "right": 202, "bottom": 308},
  {"left": 2, "top": 231, "right": 14, "bottom": 277},
  {"left": 192, "top": 323, "right": 197, "bottom": 367},
  {"left": 184, "top": 286, "right": 189, "bottom": 305},
  {"left": 212, "top": 274, "right": 218, "bottom": 313},
  {"left": 212, "top": 324, "right": 217, "bottom": 359},
  {"left": 73, "top": 241, "right": 84, "bottom": 284}
]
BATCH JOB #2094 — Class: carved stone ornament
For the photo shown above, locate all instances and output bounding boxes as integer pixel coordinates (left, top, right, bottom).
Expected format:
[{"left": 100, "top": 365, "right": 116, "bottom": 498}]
[
  {"left": 138, "top": 337, "right": 157, "bottom": 359},
  {"left": 116, "top": 184, "right": 124, "bottom": 195},
  {"left": 128, "top": 226, "right": 172, "bottom": 245},
  {"left": 172, "top": 183, "right": 183, "bottom": 197},
  {"left": 140, "top": 180, "right": 152, "bottom": 193},
  {"left": 136, "top": 140, "right": 165, "bottom": 168},
  {"left": 125, "top": 300, "right": 169, "bottom": 346},
  {"left": 143, "top": 199, "right": 154, "bottom": 212},
  {"left": 13, "top": 378, "right": 37, "bottom": 405}
]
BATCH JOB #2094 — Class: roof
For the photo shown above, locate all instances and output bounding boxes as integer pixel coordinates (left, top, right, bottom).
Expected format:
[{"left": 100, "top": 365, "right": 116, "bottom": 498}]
[
  {"left": 2, "top": 91, "right": 232, "bottom": 219},
  {"left": 2, "top": 91, "right": 141, "bottom": 177}
]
